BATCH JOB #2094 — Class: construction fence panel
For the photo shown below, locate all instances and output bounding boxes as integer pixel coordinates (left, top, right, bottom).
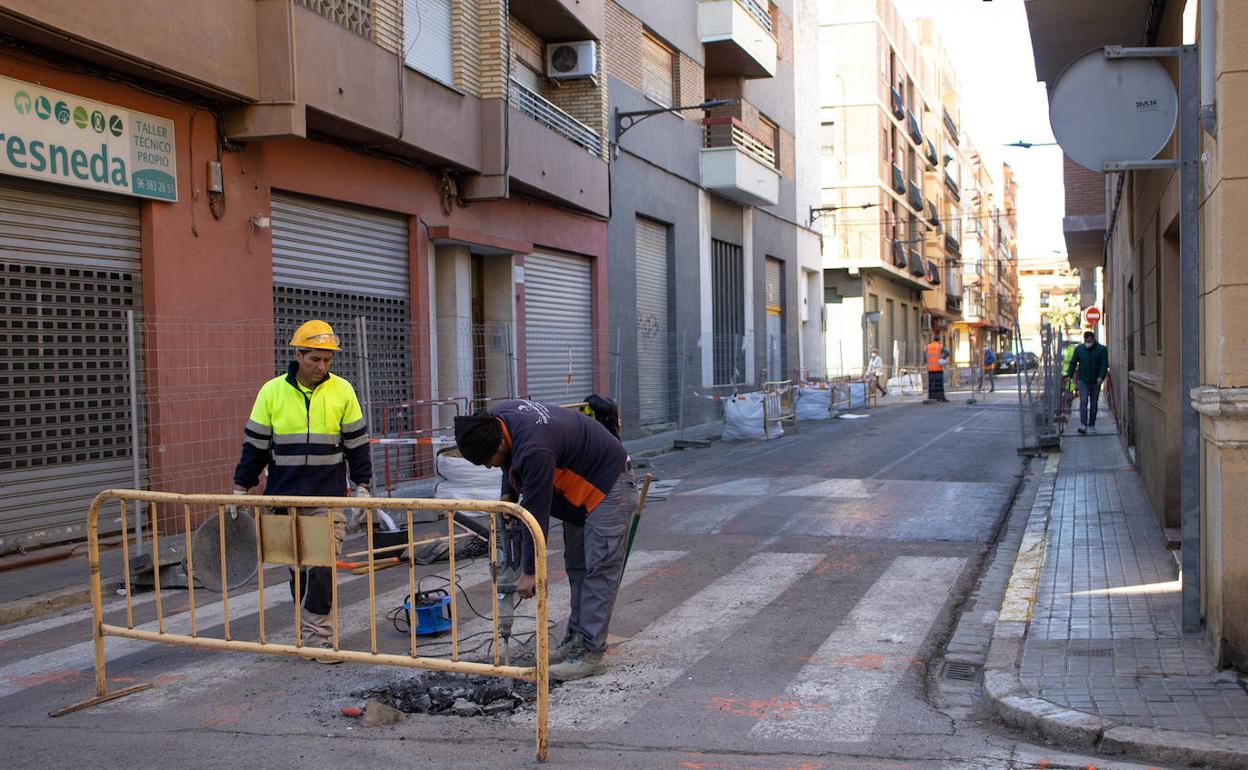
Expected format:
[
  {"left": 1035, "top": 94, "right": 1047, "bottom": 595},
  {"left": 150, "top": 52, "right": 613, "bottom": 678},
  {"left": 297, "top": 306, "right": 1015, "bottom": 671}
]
[{"left": 56, "top": 489, "right": 552, "bottom": 761}]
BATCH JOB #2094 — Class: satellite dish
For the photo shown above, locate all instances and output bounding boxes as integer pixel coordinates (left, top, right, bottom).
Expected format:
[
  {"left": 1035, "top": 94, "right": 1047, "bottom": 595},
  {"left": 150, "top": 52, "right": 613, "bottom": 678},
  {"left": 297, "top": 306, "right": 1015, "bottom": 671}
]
[{"left": 1049, "top": 49, "right": 1178, "bottom": 172}]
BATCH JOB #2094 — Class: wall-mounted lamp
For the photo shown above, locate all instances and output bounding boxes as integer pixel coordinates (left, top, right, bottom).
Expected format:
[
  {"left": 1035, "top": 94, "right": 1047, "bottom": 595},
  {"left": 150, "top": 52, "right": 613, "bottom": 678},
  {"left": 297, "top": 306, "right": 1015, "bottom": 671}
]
[{"left": 249, "top": 214, "right": 271, "bottom": 231}]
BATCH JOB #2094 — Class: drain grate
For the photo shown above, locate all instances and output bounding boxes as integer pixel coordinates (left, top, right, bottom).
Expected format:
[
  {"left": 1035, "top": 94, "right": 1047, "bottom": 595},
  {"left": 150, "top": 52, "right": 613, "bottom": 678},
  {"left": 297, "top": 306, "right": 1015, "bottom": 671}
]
[
  {"left": 1069, "top": 648, "right": 1113, "bottom": 658},
  {"left": 942, "top": 661, "right": 981, "bottom": 681}
]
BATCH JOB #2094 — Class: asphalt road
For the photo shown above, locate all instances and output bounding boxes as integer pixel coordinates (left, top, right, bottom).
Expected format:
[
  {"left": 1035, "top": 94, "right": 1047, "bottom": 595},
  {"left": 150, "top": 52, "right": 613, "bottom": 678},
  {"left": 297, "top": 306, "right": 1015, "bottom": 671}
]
[{"left": 0, "top": 390, "right": 1178, "bottom": 770}]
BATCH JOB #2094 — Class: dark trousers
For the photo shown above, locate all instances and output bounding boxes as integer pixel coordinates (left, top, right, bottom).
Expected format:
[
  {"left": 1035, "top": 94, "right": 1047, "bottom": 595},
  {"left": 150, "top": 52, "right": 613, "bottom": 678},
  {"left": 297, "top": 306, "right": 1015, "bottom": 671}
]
[
  {"left": 927, "top": 370, "right": 946, "bottom": 401},
  {"left": 1078, "top": 379, "right": 1101, "bottom": 427},
  {"left": 563, "top": 471, "right": 635, "bottom": 653}
]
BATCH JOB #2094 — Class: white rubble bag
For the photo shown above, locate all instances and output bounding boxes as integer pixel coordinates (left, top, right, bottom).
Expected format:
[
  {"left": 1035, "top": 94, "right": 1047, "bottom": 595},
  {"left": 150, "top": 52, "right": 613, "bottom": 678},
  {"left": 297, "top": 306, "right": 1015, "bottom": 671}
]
[
  {"left": 721, "top": 392, "right": 781, "bottom": 441},
  {"left": 796, "top": 387, "right": 832, "bottom": 421},
  {"left": 425, "top": 447, "right": 502, "bottom": 561},
  {"left": 885, "top": 371, "right": 925, "bottom": 396}
]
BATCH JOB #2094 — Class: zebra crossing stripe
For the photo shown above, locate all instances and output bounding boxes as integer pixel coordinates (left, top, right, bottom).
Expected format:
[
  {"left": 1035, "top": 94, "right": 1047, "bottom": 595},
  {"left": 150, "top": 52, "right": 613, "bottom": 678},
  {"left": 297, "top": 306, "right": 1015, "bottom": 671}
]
[
  {"left": 750, "top": 555, "right": 965, "bottom": 743},
  {"left": 538, "top": 551, "right": 825, "bottom": 731}
]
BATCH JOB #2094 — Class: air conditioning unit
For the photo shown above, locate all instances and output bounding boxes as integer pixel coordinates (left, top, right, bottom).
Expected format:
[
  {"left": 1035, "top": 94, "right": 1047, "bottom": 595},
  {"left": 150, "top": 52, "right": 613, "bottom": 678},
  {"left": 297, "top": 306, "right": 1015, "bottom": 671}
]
[{"left": 546, "top": 41, "right": 597, "bottom": 80}]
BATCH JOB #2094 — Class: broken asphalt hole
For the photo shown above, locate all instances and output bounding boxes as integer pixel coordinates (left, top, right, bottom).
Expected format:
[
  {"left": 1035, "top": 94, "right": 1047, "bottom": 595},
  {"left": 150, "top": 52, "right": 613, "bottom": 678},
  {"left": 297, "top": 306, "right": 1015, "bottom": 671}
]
[{"left": 356, "top": 671, "right": 545, "bottom": 718}]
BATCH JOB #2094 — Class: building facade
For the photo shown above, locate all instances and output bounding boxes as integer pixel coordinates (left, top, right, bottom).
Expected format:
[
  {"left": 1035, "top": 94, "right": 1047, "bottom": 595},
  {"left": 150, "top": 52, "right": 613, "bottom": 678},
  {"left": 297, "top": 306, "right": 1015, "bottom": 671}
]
[
  {"left": 605, "top": 0, "right": 822, "bottom": 438},
  {"left": 1025, "top": 0, "right": 1248, "bottom": 670},
  {"left": 0, "top": 0, "right": 616, "bottom": 550},
  {"left": 1018, "top": 256, "right": 1083, "bottom": 355}
]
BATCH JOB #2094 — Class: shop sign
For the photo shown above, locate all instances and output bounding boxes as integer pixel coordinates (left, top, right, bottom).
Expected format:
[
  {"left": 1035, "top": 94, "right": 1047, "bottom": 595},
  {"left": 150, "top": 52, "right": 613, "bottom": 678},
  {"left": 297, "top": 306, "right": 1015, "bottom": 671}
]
[{"left": 0, "top": 74, "right": 177, "bottom": 201}]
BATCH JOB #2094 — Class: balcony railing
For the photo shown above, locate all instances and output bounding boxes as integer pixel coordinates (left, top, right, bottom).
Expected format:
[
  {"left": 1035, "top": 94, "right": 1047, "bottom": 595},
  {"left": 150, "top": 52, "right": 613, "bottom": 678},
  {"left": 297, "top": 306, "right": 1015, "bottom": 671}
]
[
  {"left": 906, "top": 111, "right": 923, "bottom": 145},
  {"left": 510, "top": 78, "right": 603, "bottom": 156},
  {"left": 737, "top": 0, "right": 773, "bottom": 33},
  {"left": 891, "top": 164, "right": 906, "bottom": 194},
  {"left": 907, "top": 181, "right": 923, "bottom": 211},
  {"left": 943, "top": 107, "right": 959, "bottom": 143},
  {"left": 703, "top": 116, "right": 776, "bottom": 168},
  {"left": 890, "top": 88, "right": 905, "bottom": 120},
  {"left": 944, "top": 232, "right": 961, "bottom": 256},
  {"left": 890, "top": 239, "right": 907, "bottom": 268},
  {"left": 944, "top": 171, "right": 960, "bottom": 200},
  {"left": 927, "top": 259, "right": 941, "bottom": 285},
  {"left": 908, "top": 249, "right": 926, "bottom": 277},
  {"left": 946, "top": 293, "right": 963, "bottom": 314}
]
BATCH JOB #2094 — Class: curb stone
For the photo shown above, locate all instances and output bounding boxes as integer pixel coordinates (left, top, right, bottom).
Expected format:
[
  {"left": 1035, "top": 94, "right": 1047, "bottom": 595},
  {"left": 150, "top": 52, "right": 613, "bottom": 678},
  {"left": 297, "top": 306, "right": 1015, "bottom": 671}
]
[
  {"left": 0, "top": 581, "right": 120, "bottom": 627},
  {"left": 981, "top": 452, "right": 1248, "bottom": 770}
]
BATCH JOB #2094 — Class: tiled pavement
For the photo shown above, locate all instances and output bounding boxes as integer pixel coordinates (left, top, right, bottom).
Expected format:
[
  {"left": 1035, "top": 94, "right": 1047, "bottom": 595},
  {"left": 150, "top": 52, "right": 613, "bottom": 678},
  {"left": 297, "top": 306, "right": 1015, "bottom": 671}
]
[{"left": 1015, "top": 423, "right": 1248, "bottom": 735}]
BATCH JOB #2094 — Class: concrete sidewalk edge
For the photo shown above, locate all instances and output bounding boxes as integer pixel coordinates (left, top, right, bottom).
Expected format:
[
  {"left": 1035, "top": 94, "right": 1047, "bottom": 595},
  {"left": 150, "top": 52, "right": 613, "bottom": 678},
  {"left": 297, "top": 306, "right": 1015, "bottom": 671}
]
[
  {"left": 981, "top": 451, "right": 1248, "bottom": 770},
  {"left": 0, "top": 581, "right": 119, "bottom": 627}
]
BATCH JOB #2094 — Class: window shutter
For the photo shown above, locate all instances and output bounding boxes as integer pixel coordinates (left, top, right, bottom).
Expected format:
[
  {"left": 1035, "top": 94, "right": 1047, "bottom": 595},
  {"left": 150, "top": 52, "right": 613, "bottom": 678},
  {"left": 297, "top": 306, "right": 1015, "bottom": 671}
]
[
  {"left": 404, "top": 0, "right": 453, "bottom": 85},
  {"left": 642, "top": 34, "right": 674, "bottom": 107}
]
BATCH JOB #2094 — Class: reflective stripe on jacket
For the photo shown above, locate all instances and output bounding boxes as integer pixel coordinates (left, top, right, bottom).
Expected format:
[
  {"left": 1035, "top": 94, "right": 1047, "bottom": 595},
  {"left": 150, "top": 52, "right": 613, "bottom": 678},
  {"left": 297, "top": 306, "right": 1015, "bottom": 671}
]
[
  {"left": 233, "top": 361, "right": 372, "bottom": 496},
  {"left": 926, "top": 341, "right": 944, "bottom": 372}
]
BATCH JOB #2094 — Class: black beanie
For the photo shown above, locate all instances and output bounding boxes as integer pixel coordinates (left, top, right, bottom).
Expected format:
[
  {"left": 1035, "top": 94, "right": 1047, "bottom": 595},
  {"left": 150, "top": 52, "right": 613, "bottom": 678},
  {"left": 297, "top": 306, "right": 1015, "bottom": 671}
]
[{"left": 454, "top": 413, "right": 502, "bottom": 465}]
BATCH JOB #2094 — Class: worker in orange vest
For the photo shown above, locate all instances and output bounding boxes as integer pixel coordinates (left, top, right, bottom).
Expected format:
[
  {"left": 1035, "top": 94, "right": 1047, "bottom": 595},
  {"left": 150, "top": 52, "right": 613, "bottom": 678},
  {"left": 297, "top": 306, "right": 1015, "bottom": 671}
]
[{"left": 925, "top": 335, "right": 951, "bottom": 403}]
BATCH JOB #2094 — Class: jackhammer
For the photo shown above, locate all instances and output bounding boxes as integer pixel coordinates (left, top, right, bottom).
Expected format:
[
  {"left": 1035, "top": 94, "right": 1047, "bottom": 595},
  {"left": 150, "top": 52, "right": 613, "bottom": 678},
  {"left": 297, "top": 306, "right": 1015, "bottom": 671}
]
[{"left": 493, "top": 513, "right": 526, "bottom": 666}]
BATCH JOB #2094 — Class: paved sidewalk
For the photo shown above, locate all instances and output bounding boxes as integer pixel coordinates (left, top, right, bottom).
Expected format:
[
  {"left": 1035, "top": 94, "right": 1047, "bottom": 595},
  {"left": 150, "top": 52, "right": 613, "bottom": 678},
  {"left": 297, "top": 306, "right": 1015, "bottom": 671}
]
[{"left": 985, "top": 420, "right": 1248, "bottom": 768}]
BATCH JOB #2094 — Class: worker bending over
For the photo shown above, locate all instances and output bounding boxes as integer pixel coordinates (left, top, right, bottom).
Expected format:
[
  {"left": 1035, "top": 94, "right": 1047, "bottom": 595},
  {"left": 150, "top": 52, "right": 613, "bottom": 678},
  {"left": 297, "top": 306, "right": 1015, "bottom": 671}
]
[
  {"left": 231, "top": 320, "right": 372, "bottom": 661},
  {"left": 454, "top": 400, "right": 635, "bottom": 681}
]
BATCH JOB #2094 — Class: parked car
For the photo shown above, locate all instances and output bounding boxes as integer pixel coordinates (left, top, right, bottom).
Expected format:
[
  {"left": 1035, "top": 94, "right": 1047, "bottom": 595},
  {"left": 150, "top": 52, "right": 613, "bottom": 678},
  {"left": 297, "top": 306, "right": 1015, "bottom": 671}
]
[
  {"left": 996, "top": 351, "right": 1018, "bottom": 373},
  {"left": 1020, "top": 352, "right": 1039, "bottom": 371}
]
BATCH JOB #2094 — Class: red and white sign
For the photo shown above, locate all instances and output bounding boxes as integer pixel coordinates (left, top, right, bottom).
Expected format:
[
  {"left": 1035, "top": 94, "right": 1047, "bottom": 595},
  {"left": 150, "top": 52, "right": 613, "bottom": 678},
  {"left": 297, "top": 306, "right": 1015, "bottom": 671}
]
[{"left": 1084, "top": 306, "right": 1102, "bottom": 325}]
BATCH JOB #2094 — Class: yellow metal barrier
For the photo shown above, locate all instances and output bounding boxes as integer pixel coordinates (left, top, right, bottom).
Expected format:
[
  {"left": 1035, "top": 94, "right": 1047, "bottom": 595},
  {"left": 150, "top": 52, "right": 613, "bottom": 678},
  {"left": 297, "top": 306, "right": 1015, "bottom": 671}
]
[
  {"left": 54, "top": 489, "right": 551, "bottom": 761},
  {"left": 762, "top": 380, "right": 797, "bottom": 439}
]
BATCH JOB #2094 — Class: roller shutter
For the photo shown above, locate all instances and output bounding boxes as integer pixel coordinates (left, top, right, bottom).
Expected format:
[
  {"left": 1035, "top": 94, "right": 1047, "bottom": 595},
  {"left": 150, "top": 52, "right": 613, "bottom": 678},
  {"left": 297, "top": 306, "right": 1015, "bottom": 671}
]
[
  {"left": 524, "top": 251, "right": 593, "bottom": 403},
  {"left": 404, "top": 0, "right": 454, "bottom": 85},
  {"left": 0, "top": 177, "right": 145, "bottom": 552},
  {"left": 634, "top": 219, "right": 670, "bottom": 426},
  {"left": 270, "top": 193, "right": 411, "bottom": 479}
]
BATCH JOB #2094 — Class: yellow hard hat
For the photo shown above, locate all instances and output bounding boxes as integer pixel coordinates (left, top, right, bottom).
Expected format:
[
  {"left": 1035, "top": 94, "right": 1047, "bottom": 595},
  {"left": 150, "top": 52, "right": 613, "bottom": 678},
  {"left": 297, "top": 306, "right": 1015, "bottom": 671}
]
[{"left": 289, "top": 319, "right": 341, "bottom": 351}]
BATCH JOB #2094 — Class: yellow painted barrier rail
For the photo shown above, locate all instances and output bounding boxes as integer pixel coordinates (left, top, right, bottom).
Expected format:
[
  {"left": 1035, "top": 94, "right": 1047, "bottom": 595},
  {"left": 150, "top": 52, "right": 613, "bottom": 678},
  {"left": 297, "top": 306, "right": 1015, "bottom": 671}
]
[{"left": 53, "top": 489, "right": 551, "bottom": 761}]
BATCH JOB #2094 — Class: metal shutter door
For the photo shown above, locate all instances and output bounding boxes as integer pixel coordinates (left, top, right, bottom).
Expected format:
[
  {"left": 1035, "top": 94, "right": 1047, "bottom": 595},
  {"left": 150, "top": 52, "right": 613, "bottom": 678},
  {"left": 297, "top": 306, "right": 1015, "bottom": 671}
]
[
  {"left": 404, "top": 0, "right": 453, "bottom": 86},
  {"left": 270, "top": 193, "right": 411, "bottom": 475},
  {"left": 634, "top": 219, "right": 670, "bottom": 426},
  {"left": 0, "top": 178, "right": 144, "bottom": 552},
  {"left": 525, "top": 251, "right": 593, "bottom": 403}
]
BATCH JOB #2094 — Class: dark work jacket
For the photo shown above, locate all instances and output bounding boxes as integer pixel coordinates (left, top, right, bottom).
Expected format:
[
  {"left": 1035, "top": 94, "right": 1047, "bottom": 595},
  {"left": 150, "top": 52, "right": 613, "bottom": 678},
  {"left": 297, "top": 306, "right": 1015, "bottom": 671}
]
[
  {"left": 492, "top": 400, "right": 628, "bottom": 574},
  {"left": 1066, "top": 343, "right": 1109, "bottom": 385}
]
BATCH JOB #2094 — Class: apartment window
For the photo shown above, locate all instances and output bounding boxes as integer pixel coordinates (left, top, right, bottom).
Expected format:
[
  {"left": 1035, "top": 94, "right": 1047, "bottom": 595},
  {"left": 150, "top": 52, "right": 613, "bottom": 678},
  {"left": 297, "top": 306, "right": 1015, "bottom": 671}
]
[
  {"left": 404, "top": 0, "right": 453, "bottom": 85},
  {"left": 1040, "top": 290, "right": 1050, "bottom": 308},
  {"left": 760, "top": 115, "right": 781, "bottom": 170},
  {"left": 820, "top": 122, "right": 835, "bottom": 156},
  {"left": 1137, "top": 272, "right": 1147, "bottom": 353},
  {"left": 512, "top": 60, "right": 541, "bottom": 93},
  {"left": 642, "top": 33, "right": 675, "bottom": 107}
]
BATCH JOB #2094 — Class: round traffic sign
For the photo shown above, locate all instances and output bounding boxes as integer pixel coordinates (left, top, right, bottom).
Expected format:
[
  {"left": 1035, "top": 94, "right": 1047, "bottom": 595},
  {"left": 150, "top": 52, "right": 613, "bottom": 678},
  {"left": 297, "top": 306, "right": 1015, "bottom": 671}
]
[
  {"left": 1084, "top": 306, "right": 1102, "bottom": 325},
  {"left": 1049, "top": 49, "right": 1178, "bottom": 172}
]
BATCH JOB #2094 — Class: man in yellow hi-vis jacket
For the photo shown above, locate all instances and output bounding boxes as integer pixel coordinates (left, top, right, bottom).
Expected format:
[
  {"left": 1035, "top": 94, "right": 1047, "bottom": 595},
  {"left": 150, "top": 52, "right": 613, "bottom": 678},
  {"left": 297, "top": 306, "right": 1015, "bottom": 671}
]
[{"left": 230, "top": 319, "right": 372, "bottom": 660}]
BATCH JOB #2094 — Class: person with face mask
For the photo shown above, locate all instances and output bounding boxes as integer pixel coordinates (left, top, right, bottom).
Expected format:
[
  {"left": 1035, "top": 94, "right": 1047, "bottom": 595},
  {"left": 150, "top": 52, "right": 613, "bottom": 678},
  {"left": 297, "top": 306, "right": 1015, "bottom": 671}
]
[{"left": 1065, "top": 330, "right": 1109, "bottom": 434}]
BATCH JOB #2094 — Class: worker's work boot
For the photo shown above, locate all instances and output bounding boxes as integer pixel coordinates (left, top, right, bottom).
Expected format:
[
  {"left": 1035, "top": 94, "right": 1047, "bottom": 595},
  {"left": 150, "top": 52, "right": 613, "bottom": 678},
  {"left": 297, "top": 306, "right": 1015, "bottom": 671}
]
[
  {"left": 549, "top": 649, "right": 606, "bottom": 681},
  {"left": 548, "top": 631, "right": 584, "bottom": 664}
]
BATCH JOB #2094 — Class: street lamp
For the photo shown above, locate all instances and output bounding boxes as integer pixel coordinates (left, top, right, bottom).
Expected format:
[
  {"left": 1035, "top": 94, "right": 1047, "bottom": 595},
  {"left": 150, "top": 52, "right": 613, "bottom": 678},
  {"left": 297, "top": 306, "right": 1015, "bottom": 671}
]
[
  {"left": 809, "top": 202, "right": 879, "bottom": 227},
  {"left": 1002, "top": 140, "right": 1058, "bottom": 149},
  {"left": 612, "top": 98, "right": 737, "bottom": 159}
]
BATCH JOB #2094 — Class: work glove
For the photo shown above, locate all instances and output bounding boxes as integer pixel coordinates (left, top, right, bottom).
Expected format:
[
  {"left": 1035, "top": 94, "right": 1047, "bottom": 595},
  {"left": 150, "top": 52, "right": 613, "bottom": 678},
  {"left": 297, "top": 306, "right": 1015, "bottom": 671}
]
[
  {"left": 352, "top": 485, "right": 371, "bottom": 499},
  {"left": 348, "top": 485, "right": 371, "bottom": 528},
  {"left": 225, "top": 489, "right": 246, "bottom": 520}
]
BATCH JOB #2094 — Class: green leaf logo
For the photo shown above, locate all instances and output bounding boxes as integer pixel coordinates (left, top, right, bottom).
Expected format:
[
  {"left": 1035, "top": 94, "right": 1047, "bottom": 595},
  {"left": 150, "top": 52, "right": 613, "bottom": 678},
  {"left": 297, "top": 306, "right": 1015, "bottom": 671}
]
[
  {"left": 34, "top": 96, "right": 51, "bottom": 120},
  {"left": 73, "top": 106, "right": 88, "bottom": 129}
]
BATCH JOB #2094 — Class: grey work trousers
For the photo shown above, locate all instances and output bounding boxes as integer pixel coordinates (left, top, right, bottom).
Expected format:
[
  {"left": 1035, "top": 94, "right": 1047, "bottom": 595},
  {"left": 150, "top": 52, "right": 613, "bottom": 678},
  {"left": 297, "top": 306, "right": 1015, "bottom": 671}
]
[
  {"left": 1078, "top": 379, "right": 1102, "bottom": 427},
  {"left": 563, "top": 471, "right": 636, "bottom": 653}
]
